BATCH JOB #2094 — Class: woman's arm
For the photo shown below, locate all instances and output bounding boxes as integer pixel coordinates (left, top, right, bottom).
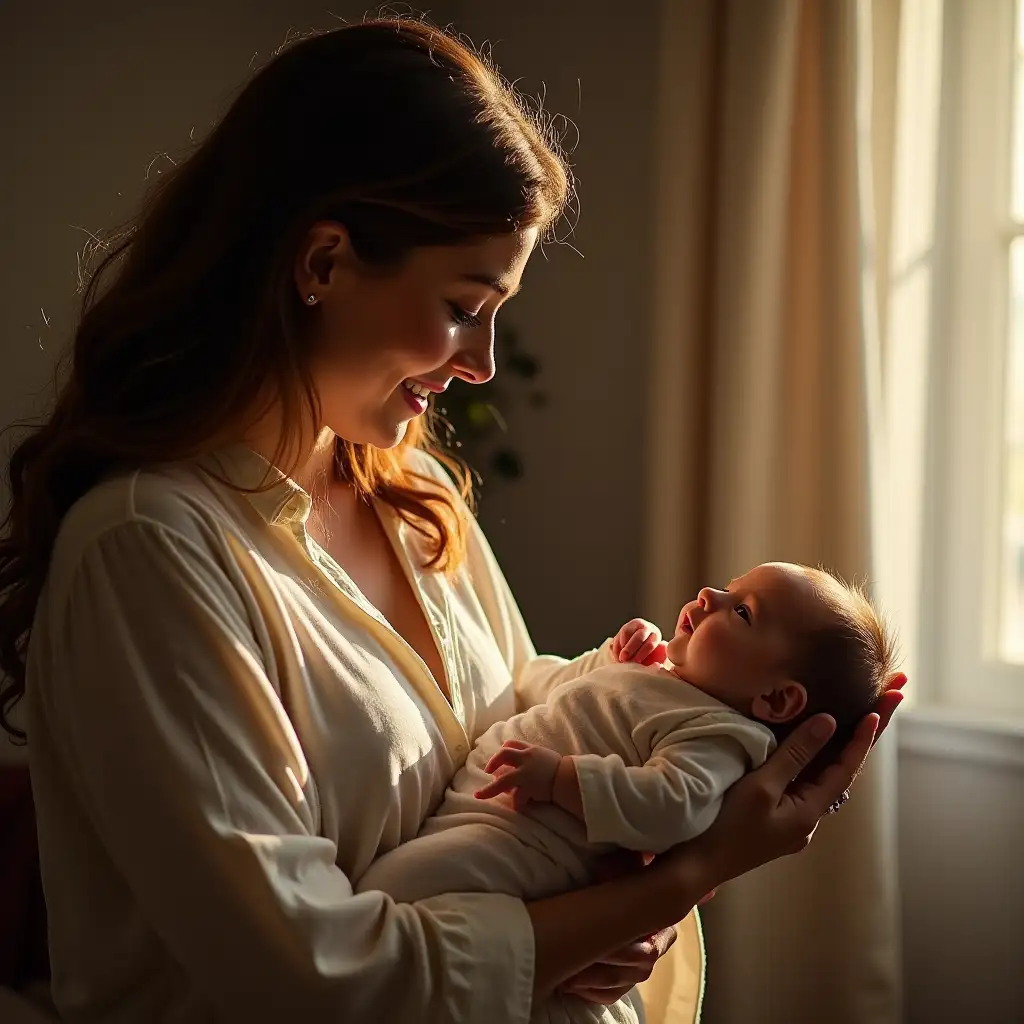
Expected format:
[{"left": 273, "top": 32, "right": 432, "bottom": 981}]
[{"left": 525, "top": 705, "right": 891, "bottom": 1001}]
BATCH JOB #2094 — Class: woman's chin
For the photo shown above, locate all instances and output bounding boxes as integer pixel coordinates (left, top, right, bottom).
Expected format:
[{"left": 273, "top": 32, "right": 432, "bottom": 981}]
[
  {"left": 373, "top": 420, "right": 409, "bottom": 449},
  {"left": 333, "top": 415, "right": 409, "bottom": 450}
]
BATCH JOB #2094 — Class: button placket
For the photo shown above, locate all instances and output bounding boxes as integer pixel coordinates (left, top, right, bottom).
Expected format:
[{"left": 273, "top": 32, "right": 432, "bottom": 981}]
[{"left": 428, "top": 585, "right": 465, "bottom": 730}]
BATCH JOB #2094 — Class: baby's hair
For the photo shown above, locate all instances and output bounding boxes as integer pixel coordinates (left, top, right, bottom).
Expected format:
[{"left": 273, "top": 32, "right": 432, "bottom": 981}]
[{"left": 777, "top": 568, "right": 901, "bottom": 775}]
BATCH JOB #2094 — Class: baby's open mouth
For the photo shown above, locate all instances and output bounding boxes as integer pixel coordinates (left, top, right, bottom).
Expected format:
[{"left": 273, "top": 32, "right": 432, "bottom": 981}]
[{"left": 681, "top": 612, "right": 694, "bottom": 635}]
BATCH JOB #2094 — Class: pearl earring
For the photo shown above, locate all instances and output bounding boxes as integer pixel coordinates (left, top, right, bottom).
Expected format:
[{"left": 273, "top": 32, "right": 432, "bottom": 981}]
[{"left": 306, "top": 294, "right": 317, "bottom": 305}]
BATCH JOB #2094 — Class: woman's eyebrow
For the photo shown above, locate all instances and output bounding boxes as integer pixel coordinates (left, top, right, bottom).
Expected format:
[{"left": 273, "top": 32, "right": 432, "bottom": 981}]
[{"left": 461, "top": 272, "right": 519, "bottom": 297}]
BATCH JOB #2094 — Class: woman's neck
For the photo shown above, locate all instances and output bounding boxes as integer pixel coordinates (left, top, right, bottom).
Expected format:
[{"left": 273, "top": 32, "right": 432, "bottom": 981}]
[
  {"left": 241, "top": 413, "right": 339, "bottom": 498},
  {"left": 292, "top": 429, "right": 338, "bottom": 495}
]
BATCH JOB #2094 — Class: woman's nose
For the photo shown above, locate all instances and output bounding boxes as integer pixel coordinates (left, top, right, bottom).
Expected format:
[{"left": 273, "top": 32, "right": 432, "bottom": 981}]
[{"left": 450, "top": 324, "right": 496, "bottom": 385}]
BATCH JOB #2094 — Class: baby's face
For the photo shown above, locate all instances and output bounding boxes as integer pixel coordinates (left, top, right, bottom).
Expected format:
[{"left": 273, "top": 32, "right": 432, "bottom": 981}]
[{"left": 666, "top": 563, "right": 831, "bottom": 720}]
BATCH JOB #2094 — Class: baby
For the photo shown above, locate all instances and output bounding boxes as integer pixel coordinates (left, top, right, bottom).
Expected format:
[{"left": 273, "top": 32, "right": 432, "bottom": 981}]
[{"left": 356, "top": 562, "right": 899, "bottom": 1024}]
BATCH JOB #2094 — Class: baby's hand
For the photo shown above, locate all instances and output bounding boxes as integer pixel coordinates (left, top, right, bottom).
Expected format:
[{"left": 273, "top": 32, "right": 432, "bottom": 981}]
[
  {"left": 612, "top": 618, "right": 667, "bottom": 665},
  {"left": 475, "top": 740, "right": 561, "bottom": 811}
]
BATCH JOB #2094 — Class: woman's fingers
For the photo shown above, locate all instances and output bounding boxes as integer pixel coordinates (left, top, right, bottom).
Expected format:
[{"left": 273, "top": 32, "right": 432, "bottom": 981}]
[
  {"left": 563, "top": 984, "right": 637, "bottom": 1005},
  {"left": 873, "top": 683, "right": 905, "bottom": 742},
  {"left": 792, "top": 713, "right": 879, "bottom": 817},
  {"left": 559, "top": 928, "right": 676, "bottom": 1002},
  {"left": 761, "top": 714, "right": 837, "bottom": 792},
  {"left": 586, "top": 929, "right": 675, "bottom": 968}
]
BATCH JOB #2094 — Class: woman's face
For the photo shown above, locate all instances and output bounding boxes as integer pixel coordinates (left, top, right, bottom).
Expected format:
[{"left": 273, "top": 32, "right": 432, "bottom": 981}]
[{"left": 296, "top": 226, "right": 538, "bottom": 448}]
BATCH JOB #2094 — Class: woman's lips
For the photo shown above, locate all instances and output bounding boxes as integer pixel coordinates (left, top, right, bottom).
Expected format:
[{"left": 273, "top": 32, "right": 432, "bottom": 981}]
[{"left": 399, "top": 388, "right": 428, "bottom": 415}]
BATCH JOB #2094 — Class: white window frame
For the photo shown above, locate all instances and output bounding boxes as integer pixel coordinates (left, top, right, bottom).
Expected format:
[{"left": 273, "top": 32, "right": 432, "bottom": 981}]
[{"left": 928, "top": 0, "right": 1024, "bottom": 720}]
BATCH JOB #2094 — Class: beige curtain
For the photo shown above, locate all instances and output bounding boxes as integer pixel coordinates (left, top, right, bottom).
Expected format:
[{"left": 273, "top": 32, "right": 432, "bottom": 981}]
[{"left": 642, "top": 1, "right": 905, "bottom": 1021}]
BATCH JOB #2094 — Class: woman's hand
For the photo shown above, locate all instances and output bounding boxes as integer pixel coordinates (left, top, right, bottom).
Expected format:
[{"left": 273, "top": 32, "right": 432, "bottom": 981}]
[
  {"left": 554, "top": 848, "right": 675, "bottom": 1005},
  {"left": 559, "top": 926, "right": 677, "bottom": 1005},
  {"left": 528, "top": 679, "right": 906, "bottom": 1006},
  {"left": 674, "top": 674, "right": 906, "bottom": 889}
]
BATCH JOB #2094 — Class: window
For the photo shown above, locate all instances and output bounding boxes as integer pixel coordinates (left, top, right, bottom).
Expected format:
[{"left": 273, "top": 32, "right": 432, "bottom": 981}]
[{"left": 928, "top": 0, "right": 1024, "bottom": 718}]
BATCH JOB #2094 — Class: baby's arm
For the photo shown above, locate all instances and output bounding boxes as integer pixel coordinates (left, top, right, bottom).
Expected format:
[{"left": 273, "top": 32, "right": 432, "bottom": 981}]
[
  {"left": 476, "top": 734, "right": 753, "bottom": 854},
  {"left": 474, "top": 740, "right": 585, "bottom": 818},
  {"left": 515, "top": 619, "right": 667, "bottom": 708},
  {"left": 571, "top": 736, "right": 751, "bottom": 853}
]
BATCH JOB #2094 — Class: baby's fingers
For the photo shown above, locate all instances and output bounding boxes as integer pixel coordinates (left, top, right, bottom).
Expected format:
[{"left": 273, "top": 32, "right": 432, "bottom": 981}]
[
  {"left": 641, "top": 641, "right": 669, "bottom": 666},
  {"left": 483, "top": 742, "right": 529, "bottom": 774},
  {"left": 475, "top": 766, "right": 520, "bottom": 800},
  {"left": 619, "top": 629, "right": 650, "bottom": 662},
  {"left": 631, "top": 635, "right": 661, "bottom": 664},
  {"left": 501, "top": 739, "right": 532, "bottom": 750}
]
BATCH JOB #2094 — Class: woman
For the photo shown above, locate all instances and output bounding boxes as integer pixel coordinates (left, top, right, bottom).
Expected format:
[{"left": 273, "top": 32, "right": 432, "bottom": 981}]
[{"left": 0, "top": 18, "right": 903, "bottom": 1024}]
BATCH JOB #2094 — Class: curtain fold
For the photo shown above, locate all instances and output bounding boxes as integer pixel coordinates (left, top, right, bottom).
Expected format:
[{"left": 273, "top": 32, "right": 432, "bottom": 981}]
[{"left": 643, "top": 2, "right": 905, "bottom": 1021}]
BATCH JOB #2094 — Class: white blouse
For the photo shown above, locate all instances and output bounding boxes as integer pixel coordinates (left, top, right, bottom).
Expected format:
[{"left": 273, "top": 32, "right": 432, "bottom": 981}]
[{"left": 24, "top": 445, "right": 702, "bottom": 1024}]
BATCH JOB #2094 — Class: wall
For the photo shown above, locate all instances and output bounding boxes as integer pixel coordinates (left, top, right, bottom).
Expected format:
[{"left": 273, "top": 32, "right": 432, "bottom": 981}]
[
  {"left": 897, "top": 722, "right": 1024, "bottom": 1023},
  {"left": 443, "top": 0, "right": 661, "bottom": 656},
  {"left": 1, "top": 0, "right": 371, "bottom": 423}
]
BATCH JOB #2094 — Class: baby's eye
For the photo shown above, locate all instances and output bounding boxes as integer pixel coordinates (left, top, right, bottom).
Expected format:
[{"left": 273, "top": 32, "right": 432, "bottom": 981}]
[{"left": 734, "top": 603, "right": 752, "bottom": 624}]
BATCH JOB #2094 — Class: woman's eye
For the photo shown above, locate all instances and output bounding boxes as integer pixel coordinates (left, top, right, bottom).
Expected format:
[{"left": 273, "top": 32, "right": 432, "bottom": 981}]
[
  {"left": 447, "top": 301, "right": 483, "bottom": 329},
  {"left": 734, "top": 604, "right": 752, "bottom": 624}
]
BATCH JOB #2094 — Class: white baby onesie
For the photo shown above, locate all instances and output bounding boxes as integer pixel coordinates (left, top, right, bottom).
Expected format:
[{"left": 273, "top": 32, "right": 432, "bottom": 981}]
[{"left": 357, "top": 644, "right": 775, "bottom": 1024}]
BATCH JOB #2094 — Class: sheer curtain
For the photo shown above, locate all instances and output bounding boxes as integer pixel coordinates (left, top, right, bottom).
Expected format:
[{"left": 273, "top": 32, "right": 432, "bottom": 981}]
[{"left": 640, "top": 0, "right": 938, "bottom": 1020}]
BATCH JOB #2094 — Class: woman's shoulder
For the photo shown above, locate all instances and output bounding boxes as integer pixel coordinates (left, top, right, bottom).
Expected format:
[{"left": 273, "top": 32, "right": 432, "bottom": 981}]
[{"left": 53, "top": 461, "right": 241, "bottom": 574}]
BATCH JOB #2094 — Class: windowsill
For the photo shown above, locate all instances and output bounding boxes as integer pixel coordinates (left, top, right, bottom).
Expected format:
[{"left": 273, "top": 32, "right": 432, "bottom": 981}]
[{"left": 897, "top": 706, "right": 1024, "bottom": 770}]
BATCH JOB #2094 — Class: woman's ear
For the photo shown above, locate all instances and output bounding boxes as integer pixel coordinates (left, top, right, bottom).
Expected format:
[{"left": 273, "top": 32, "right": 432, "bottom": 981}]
[
  {"left": 751, "top": 681, "right": 808, "bottom": 724},
  {"left": 294, "top": 221, "right": 353, "bottom": 304}
]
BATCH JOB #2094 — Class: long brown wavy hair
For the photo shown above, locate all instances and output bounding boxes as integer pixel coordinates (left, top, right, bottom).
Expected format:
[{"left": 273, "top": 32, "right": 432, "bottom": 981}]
[{"left": 0, "top": 16, "right": 571, "bottom": 740}]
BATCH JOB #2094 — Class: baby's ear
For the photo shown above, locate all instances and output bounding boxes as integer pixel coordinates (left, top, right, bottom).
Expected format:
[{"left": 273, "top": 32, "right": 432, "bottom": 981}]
[{"left": 751, "top": 681, "right": 808, "bottom": 724}]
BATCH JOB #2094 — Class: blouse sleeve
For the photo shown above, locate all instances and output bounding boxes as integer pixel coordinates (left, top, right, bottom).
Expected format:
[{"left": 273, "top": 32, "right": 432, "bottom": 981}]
[{"left": 36, "top": 519, "right": 535, "bottom": 1024}]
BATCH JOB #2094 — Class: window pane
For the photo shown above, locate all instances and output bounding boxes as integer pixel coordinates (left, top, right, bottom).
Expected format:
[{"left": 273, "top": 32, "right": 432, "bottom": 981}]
[{"left": 1000, "top": 239, "right": 1024, "bottom": 662}]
